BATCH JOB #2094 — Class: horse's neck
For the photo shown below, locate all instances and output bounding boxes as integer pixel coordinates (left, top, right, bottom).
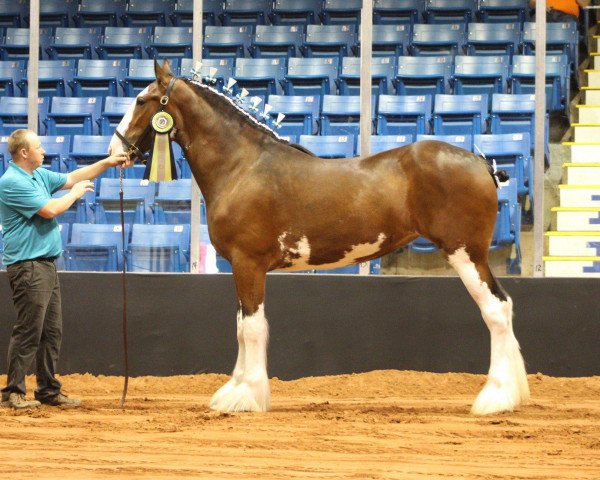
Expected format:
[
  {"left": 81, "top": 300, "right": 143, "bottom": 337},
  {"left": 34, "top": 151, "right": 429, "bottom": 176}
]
[{"left": 180, "top": 102, "right": 261, "bottom": 204}]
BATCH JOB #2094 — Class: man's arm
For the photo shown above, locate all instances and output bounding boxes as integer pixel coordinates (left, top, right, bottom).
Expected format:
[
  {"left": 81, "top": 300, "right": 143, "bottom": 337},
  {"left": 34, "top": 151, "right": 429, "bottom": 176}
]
[
  {"left": 38, "top": 181, "right": 95, "bottom": 219},
  {"left": 62, "top": 152, "right": 131, "bottom": 190},
  {"left": 577, "top": 0, "right": 591, "bottom": 8}
]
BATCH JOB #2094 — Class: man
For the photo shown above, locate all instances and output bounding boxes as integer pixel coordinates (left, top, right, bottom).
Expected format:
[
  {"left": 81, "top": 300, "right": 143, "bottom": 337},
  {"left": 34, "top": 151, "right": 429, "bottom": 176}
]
[
  {"left": 529, "top": 0, "right": 591, "bottom": 22},
  {"left": 0, "top": 129, "right": 130, "bottom": 409}
]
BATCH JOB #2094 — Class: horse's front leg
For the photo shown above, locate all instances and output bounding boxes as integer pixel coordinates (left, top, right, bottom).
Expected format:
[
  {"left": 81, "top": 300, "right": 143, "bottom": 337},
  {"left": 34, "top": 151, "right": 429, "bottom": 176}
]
[{"left": 209, "top": 259, "right": 270, "bottom": 413}]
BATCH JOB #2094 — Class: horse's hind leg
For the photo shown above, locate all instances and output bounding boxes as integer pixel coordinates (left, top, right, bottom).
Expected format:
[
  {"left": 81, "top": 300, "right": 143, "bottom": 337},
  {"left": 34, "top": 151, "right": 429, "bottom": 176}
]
[
  {"left": 446, "top": 246, "right": 530, "bottom": 415},
  {"left": 209, "top": 260, "right": 270, "bottom": 412}
]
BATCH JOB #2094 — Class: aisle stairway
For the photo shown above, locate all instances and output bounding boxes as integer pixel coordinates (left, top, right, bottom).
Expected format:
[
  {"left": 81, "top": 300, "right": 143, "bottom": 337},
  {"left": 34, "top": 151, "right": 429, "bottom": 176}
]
[{"left": 544, "top": 34, "right": 600, "bottom": 277}]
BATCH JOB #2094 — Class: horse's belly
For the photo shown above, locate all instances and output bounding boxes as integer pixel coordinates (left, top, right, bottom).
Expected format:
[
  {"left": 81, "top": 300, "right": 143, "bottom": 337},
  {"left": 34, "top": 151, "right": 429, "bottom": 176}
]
[{"left": 277, "top": 233, "right": 386, "bottom": 271}]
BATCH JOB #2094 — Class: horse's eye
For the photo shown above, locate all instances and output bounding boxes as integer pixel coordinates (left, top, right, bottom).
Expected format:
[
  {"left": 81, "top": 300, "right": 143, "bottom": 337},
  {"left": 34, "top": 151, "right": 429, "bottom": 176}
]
[{"left": 136, "top": 98, "right": 145, "bottom": 106}]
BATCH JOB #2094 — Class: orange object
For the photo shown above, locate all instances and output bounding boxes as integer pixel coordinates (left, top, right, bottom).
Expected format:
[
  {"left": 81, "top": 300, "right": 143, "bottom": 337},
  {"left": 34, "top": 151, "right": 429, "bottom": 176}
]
[{"left": 548, "top": 0, "right": 580, "bottom": 17}]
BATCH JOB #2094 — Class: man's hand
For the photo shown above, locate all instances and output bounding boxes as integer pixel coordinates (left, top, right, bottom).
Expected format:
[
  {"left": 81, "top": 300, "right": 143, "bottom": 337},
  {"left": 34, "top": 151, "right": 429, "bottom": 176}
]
[
  {"left": 105, "top": 151, "right": 133, "bottom": 169},
  {"left": 71, "top": 180, "right": 95, "bottom": 199}
]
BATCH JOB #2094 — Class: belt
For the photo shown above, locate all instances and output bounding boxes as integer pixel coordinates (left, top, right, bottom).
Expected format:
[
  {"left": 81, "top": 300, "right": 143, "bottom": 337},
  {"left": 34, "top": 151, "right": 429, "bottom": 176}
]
[{"left": 9, "top": 256, "right": 58, "bottom": 266}]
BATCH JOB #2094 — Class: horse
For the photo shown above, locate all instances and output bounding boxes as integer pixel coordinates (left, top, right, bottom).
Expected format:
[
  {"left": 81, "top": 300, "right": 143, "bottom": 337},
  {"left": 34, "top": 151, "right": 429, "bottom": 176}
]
[{"left": 109, "top": 60, "right": 530, "bottom": 415}]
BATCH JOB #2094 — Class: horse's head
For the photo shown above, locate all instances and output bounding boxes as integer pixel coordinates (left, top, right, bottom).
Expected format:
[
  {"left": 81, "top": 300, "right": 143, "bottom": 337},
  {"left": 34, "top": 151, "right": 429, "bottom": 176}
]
[{"left": 109, "top": 60, "right": 182, "bottom": 160}]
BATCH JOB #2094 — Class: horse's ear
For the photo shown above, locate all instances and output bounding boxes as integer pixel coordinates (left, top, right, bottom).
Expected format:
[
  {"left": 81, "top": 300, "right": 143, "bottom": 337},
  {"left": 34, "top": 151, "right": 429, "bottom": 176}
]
[{"left": 154, "top": 59, "right": 171, "bottom": 84}]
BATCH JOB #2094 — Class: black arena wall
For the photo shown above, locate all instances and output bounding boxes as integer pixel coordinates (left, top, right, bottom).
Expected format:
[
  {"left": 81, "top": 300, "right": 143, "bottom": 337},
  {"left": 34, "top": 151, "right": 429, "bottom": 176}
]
[{"left": 0, "top": 273, "right": 598, "bottom": 378}]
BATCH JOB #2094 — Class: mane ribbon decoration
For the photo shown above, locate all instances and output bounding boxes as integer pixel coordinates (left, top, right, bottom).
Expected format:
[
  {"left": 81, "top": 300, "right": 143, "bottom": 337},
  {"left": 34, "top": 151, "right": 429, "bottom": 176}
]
[{"left": 114, "top": 76, "right": 179, "bottom": 183}]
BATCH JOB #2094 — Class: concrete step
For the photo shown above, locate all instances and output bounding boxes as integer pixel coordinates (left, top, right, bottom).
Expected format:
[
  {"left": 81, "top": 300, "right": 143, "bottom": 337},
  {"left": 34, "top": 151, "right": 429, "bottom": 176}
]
[
  {"left": 552, "top": 207, "right": 600, "bottom": 231},
  {"left": 546, "top": 231, "right": 600, "bottom": 256},
  {"left": 563, "top": 162, "right": 600, "bottom": 184},
  {"left": 572, "top": 123, "right": 600, "bottom": 142},
  {"left": 544, "top": 256, "right": 600, "bottom": 277},
  {"left": 585, "top": 69, "right": 600, "bottom": 87},
  {"left": 563, "top": 142, "right": 600, "bottom": 162},
  {"left": 593, "top": 52, "right": 600, "bottom": 69},
  {"left": 581, "top": 87, "right": 600, "bottom": 104},
  {"left": 559, "top": 185, "right": 600, "bottom": 206},
  {"left": 576, "top": 104, "right": 600, "bottom": 123}
]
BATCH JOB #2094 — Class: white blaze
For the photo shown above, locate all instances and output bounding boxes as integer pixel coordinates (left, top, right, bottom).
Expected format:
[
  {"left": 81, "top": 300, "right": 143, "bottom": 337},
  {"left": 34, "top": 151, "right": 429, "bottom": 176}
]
[{"left": 108, "top": 86, "right": 149, "bottom": 155}]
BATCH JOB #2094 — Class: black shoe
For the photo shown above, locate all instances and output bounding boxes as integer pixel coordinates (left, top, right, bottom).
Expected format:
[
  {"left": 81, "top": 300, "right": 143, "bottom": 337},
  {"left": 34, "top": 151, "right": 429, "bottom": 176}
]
[
  {"left": 1, "top": 393, "right": 41, "bottom": 409},
  {"left": 38, "top": 393, "right": 81, "bottom": 408}
]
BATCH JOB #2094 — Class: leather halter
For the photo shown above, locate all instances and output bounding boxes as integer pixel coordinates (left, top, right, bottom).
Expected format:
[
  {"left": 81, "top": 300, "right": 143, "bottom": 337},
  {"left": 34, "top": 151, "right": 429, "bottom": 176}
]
[{"left": 115, "top": 76, "right": 177, "bottom": 163}]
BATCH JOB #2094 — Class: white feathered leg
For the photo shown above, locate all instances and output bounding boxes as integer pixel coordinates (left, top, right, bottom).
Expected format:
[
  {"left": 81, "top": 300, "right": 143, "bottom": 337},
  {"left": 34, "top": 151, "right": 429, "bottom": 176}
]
[
  {"left": 448, "top": 248, "right": 529, "bottom": 415},
  {"left": 209, "top": 304, "right": 270, "bottom": 412}
]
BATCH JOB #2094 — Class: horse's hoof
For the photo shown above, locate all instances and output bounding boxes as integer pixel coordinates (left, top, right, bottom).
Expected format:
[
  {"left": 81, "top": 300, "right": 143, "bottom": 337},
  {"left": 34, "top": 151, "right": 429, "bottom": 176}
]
[
  {"left": 470, "top": 382, "right": 518, "bottom": 415},
  {"left": 209, "top": 382, "right": 269, "bottom": 413}
]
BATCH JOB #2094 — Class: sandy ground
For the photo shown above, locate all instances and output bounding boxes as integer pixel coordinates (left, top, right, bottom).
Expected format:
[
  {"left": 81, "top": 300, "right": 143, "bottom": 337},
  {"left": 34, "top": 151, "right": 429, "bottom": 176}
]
[{"left": 0, "top": 370, "right": 598, "bottom": 480}]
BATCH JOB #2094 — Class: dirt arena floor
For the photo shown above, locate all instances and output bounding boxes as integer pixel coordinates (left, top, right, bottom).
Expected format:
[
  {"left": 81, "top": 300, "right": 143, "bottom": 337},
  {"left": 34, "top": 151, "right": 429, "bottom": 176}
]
[{"left": 0, "top": 370, "right": 598, "bottom": 479}]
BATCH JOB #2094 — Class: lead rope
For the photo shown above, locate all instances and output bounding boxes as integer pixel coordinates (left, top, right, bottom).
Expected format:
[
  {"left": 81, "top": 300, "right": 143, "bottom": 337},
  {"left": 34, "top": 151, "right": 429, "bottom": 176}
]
[{"left": 119, "top": 164, "right": 129, "bottom": 408}]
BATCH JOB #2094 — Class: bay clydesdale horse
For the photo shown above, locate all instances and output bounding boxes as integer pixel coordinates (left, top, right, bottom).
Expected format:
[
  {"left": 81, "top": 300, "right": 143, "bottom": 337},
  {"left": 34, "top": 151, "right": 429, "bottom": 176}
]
[{"left": 109, "top": 60, "right": 529, "bottom": 415}]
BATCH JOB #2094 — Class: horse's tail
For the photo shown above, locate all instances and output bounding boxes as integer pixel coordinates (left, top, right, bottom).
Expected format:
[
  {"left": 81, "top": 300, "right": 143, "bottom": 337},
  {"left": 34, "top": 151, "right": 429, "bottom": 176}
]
[{"left": 484, "top": 160, "right": 509, "bottom": 188}]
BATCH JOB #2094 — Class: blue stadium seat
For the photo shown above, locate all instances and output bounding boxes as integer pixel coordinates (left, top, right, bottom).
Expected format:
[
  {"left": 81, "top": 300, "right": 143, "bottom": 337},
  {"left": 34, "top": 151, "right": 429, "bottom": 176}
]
[
  {"left": 452, "top": 55, "right": 510, "bottom": 99},
  {"left": 202, "top": 25, "right": 253, "bottom": 59},
  {"left": 394, "top": 55, "right": 453, "bottom": 96},
  {"left": 266, "top": 95, "right": 320, "bottom": 136},
  {"left": 522, "top": 22, "right": 578, "bottom": 86},
  {"left": 377, "top": 94, "right": 432, "bottom": 138},
  {"left": 122, "top": 0, "right": 170, "bottom": 27},
  {"left": 490, "top": 93, "right": 548, "bottom": 157},
  {"left": 373, "top": 0, "right": 425, "bottom": 25},
  {"left": 28, "top": 0, "right": 77, "bottom": 28},
  {"left": 234, "top": 57, "right": 287, "bottom": 96},
  {"left": 299, "top": 134, "right": 356, "bottom": 158},
  {"left": 282, "top": 57, "right": 340, "bottom": 96},
  {"left": 126, "top": 223, "right": 191, "bottom": 272},
  {"left": 360, "top": 134, "right": 413, "bottom": 154},
  {"left": 73, "top": 0, "right": 124, "bottom": 27},
  {"left": 220, "top": 0, "right": 271, "bottom": 27},
  {"left": 424, "top": 0, "right": 477, "bottom": 24},
  {"left": 320, "top": 95, "right": 375, "bottom": 147},
  {"left": 146, "top": 26, "right": 193, "bottom": 59},
  {"left": 337, "top": 56, "right": 396, "bottom": 97},
  {"left": 46, "top": 27, "right": 102, "bottom": 60},
  {"left": 70, "top": 59, "right": 127, "bottom": 98},
  {"left": 68, "top": 135, "right": 112, "bottom": 172},
  {"left": 180, "top": 57, "right": 233, "bottom": 92},
  {"left": 433, "top": 93, "right": 488, "bottom": 136},
  {"left": 249, "top": 25, "right": 304, "bottom": 59},
  {"left": 410, "top": 23, "right": 466, "bottom": 56},
  {"left": 18, "top": 59, "right": 76, "bottom": 98},
  {"left": 95, "top": 178, "right": 155, "bottom": 225},
  {"left": 465, "top": 22, "right": 521, "bottom": 58},
  {"left": 0, "top": 60, "right": 25, "bottom": 96},
  {"left": 473, "top": 132, "right": 531, "bottom": 198},
  {"left": 171, "top": 0, "right": 223, "bottom": 26},
  {"left": 354, "top": 24, "right": 410, "bottom": 57},
  {"left": 96, "top": 27, "right": 151, "bottom": 60},
  {"left": 510, "top": 54, "right": 569, "bottom": 115},
  {"left": 153, "top": 179, "right": 202, "bottom": 225},
  {"left": 476, "top": 0, "right": 529, "bottom": 24},
  {"left": 64, "top": 223, "right": 130, "bottom": 271},
  {"left": 320, "top": 0, "right": 362, "bottom": 25},
  {"left": 0, "top": 28, "right": 34, "bottom": 60},
  {"left": 98, "top": 96, "right": 135, "bottom": 136},
  {"left": 416, "top": 133, "right": 473, "bottom": 151},
  {"left": 0, "top": 96, "right": 28, "bottom": 134},
  {"left": 269, "top": 0, "right": 321, "bottom": 26},
  {"left": 122, "top": 58, "right": 181, "bottom": 96},
  {"left": 300, "top": 24, "right": 356, "bottom": 61},
  {"left": 0, "top": 0, "right": 25, "bottom": 27},
  {"left": 45, "top": 96, "right": 102, "bottom": 136},
  {"left": 40, "top": 135, "right": 71, "bottom": 172},
  {"left": 491, "top": 178, "right": 522, "bottom": 274}
]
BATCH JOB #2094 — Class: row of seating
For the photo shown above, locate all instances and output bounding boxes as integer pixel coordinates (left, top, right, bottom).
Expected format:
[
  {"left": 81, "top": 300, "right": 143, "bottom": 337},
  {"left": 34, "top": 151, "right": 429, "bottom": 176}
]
[
  {"left": 0, "top": 53, "right": 570, "bottom": 114},
  {"left": 0, "top": 0, "right": 533, "bottom": 29},
  {"left": 0, "top": 21, "right": 577, "bottom": 64}
]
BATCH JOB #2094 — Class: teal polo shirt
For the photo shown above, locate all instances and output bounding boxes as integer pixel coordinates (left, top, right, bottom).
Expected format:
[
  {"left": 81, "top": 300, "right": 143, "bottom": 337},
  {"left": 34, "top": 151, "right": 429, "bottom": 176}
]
[{"left": 0, "top": 162, "right": 67, "bottom": 266}]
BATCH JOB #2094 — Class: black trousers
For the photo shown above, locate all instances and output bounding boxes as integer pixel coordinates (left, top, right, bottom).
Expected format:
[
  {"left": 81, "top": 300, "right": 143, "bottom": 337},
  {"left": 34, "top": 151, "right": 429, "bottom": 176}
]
[{"left": 1, "top": 259, "right": 62, "bottom": 401}]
